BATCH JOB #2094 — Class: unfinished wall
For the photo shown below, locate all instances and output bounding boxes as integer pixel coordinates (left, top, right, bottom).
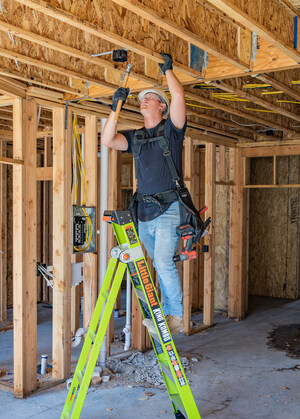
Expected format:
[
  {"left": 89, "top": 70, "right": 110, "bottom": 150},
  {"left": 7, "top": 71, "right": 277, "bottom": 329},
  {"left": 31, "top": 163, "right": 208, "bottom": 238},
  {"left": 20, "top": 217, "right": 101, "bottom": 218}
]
[{"left": 249, "top": 156, "right": 300, "bottom": 299}]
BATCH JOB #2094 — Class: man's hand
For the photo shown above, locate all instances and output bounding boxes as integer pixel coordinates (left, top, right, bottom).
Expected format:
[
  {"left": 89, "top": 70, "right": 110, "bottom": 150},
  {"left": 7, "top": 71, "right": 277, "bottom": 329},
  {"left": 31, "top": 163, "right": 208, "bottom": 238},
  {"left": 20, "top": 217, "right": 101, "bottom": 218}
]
[
  {"left": 158, "top": 52, "right": 173, "bottom": 75},
  {"left": 111, "top": 87, "right": 130, "bottom": 111}
]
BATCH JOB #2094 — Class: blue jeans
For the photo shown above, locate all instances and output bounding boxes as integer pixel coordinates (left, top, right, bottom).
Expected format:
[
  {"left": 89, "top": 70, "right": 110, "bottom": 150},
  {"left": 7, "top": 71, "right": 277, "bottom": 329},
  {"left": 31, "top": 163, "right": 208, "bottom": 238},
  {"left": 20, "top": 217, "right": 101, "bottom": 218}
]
[{"left": 138, "top": 201, "right": 183, "bottom": 317}]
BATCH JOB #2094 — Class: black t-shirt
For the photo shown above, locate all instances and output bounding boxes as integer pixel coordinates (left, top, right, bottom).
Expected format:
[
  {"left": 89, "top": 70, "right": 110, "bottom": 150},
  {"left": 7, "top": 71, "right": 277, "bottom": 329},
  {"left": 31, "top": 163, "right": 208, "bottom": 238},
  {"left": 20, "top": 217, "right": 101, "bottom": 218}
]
[{"left": 123, "top": 117, "right": 187, "bottom": 221}]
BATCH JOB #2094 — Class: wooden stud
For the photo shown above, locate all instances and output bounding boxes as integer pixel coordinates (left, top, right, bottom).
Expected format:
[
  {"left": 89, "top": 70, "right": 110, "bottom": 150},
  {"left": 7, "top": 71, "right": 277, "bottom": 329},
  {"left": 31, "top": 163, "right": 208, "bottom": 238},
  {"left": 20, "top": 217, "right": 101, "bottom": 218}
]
[
  {"left": 83, "top": 116, "right": 98, "bottom": 326},
  {"left": 42, "top": 136, "right": 51, "bottom": 303},
  {"left": 52, "top": 107, "right": 72, "bottom": 379},
  {"left": 203, "top": 143, "right": 216, "bottom": 326},
  {"left": 0, "top": 142, "right": 7, "bottom": 321},
  {"left": 198, "top": 149, "right": 206, "bottom": 309},
  {"left": 13, "top": 98, "right": 37, "bottom": 397},
  {"left": 228, "top": 148, "right": 246, "bottom": 319},
  {"left": 183, "top": 138, "right": 193, "bottom": 335},
  {"left": 36, "top": 154, "right": 43, "bottom": 302},
  {"left": 219, "top": 146, "right": 226, "bottom": 183},
  {"left": 105, "top": 148, "right": 119, "bottom": 353},
  {"left": 192, "top": 148, "right": 200, "bottom": 309}
]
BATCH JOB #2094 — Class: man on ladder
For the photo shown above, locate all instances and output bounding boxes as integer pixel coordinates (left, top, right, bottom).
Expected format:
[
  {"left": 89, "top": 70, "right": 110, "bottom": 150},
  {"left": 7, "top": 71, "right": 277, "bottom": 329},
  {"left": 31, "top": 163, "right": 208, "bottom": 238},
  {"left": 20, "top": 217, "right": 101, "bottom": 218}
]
[{"left": 101, "top": 52, "right": 186, "bottom": 334}]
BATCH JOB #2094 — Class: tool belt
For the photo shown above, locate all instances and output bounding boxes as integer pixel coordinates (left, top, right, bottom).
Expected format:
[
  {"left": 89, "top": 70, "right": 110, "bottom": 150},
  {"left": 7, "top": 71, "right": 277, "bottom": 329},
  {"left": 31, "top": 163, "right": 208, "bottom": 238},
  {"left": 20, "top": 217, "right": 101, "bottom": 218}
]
[{"left": 136, "top": 189, "right": 178, "bottom": 205}]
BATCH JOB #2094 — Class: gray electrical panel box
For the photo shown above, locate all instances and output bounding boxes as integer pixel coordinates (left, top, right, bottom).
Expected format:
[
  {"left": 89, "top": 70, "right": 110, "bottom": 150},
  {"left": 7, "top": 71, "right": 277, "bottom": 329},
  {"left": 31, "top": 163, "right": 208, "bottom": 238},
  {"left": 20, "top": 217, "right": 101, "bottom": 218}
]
[{"left": 71, "top": 206, "right": 96, "bottom": 254}]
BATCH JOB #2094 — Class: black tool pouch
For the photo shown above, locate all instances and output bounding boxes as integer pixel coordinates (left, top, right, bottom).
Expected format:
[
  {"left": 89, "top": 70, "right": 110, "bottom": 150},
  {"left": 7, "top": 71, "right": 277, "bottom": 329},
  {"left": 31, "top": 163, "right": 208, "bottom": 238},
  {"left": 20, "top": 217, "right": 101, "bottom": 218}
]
[
  {"left": 176, "top": 186, "right": 206, "bottom": 244},
  {"left": 128, "top": 191, "right": 139, "bottom": 233}
]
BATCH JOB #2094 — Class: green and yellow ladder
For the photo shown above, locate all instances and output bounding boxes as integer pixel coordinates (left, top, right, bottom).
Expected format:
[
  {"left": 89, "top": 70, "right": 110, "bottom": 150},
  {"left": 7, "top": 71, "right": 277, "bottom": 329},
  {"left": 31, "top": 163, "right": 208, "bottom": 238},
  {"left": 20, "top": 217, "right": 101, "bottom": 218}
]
[{"left": 61, "top": 210, "right": 201, "bottom": 419}]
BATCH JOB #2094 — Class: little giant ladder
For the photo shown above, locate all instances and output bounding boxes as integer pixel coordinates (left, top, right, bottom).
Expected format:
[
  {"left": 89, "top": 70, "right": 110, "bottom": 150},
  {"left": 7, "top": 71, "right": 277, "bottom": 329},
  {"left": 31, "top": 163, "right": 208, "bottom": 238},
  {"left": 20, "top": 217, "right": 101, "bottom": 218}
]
[{"left": 61, "top": 210, "right": 201, "bottom": 419}]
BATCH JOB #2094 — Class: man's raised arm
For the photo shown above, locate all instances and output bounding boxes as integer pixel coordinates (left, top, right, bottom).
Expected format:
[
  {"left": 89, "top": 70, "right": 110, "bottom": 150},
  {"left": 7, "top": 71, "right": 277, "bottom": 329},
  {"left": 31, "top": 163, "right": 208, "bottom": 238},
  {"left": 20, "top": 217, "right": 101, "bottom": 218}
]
[
  {"left": 159, "top": 53, "right": 186, "bottom": 129},
  {"left": 101, "top": 87, "right": 129, "bottom": 151}
]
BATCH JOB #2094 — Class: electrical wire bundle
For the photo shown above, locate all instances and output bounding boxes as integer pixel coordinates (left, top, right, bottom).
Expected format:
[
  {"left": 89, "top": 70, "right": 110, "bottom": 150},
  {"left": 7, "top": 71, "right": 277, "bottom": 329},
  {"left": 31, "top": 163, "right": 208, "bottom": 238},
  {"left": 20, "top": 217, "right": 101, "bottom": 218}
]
[
  {"left": 37, "top": 263, "right": 56, "bottom": 291},
  {"left": 72, "top": 114, "right": 93, "bottom": 253}
]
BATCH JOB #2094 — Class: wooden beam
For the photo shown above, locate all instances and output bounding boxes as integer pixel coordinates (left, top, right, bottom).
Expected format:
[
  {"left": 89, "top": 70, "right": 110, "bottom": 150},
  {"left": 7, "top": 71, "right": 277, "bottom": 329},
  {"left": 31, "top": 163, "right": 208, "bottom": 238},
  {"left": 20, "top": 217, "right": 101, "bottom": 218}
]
[
  {"left": 187, "top": 129, "right": 237, "bottom": 148},
  {"left": 15, "top": 0, "right": 203, "bottom": 80},
  {"left": 0, "top": 143, "right": 7, "bottom": 321},
  {"left": 13, "top": 99, "right": 37, "bottom": 397},
  {"left": 207, "top": 0, "right": 300, "bottom": 62},
  {"left": 0, "top": 68, "right": 82, "bottom": 96},
  {"left": 187, "top": 108, "right": 270, "bottom": 139},
  {"left": 0, "top": 20, "right": 156, "bottom": 87},
  {"left": 110, "top": 0, "right": 250, "bottom": 71},
  {"left": 185, "top": 91, "right": 296, "bottom": 135},
  {"left": 0, "top": 76, "right": 26, "bottom": 99},
  {"left": 83, "top": 116, "right": 98, "bottom": 325},
  {"left": 210, "top": 80, "right": 300, "bottom": 123},
  {"left": 0, "top": 156, "right": 24, "bottom": 166},
  {"left": 52, "top": 107, "right": 72, "bottom": 379},
  {"left": 187, "top": 121, "right": 246, "bottom": 142},
  {"left": 203, "top": 143, "right": 216, "bottom": 325},
  {"left": 241, "top": 144, "right": 300, "bottom": 157},
  {"left": 0, "top": 48, "right": 117, "bottom": 93},
  {"left": 36, "top": 166, "right": 53, "bottom": 181},
  {"left": 228, "top": 148, "right": 246, "bottom": 319},
  {"left": 255, "top": 73, "right": 300, "bottom": 102}
]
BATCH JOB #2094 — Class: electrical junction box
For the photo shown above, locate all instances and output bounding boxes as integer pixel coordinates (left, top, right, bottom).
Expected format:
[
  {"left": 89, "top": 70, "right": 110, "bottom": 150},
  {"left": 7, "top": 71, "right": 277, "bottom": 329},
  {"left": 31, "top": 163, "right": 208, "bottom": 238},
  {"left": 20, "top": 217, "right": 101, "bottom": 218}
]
[{"left": 72, "top": 206, "right": 96, "bottom": 254}]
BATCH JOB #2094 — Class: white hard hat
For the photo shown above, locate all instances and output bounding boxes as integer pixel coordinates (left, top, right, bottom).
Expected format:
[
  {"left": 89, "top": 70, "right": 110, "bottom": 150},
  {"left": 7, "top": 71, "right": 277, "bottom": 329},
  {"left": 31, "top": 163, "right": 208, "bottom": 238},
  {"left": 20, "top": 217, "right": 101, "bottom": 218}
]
[{"left": 138, "top": 88, "right": 170, "bottom": 117}]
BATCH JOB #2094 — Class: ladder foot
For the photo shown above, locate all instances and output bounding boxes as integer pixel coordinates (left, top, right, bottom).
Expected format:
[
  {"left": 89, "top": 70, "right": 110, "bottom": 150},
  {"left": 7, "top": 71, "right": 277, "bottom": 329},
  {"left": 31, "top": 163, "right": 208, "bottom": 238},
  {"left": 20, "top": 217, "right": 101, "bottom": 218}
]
[{"left": 174, "top": 411, "right": 185, "bottom": 418}]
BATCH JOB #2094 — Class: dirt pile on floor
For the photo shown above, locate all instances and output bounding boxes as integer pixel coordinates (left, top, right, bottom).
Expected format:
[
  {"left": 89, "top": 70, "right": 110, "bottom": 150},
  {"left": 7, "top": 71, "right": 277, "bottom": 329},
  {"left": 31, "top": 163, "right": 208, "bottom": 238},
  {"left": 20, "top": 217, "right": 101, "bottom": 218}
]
[{"left": 107, "top": 350, "right": 192, "bottom": 388}]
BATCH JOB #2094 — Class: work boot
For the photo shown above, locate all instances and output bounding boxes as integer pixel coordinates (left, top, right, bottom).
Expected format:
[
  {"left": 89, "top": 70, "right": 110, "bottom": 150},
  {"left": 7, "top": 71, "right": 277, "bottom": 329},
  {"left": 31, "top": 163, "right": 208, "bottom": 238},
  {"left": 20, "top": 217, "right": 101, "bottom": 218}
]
[{"left": 165, "top": 315, "right": 183, "bottom": 335}]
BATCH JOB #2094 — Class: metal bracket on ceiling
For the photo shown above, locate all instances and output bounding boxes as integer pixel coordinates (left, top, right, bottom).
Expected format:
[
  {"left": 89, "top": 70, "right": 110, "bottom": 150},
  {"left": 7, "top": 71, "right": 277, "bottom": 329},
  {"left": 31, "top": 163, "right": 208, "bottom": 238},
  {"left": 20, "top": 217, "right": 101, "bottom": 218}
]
[{"left": 251, "top": 32, "right": 258, "bottom": 63}]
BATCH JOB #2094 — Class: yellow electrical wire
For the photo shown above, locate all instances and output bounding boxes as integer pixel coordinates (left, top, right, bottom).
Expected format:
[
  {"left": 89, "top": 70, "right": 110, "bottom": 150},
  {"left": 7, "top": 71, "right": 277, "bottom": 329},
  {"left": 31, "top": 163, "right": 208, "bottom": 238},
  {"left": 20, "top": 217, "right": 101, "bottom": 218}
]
[
  {"left": 186, "top": 102, "right": 215, "bottom": 109},
  {"left": 72, "top": 113, "right": 93, "bottom": 252},
  {"left": 276, "top": 100, "right": 300, "bottom": 104},
  {"left": 244, "top": 107, "right": 277, "bottom": 113},
  {"left": 243, "top": 84, "right": 271, "bottom": 89},
  {"left": 261, "top": 91, "right": 284, "bottom": 95}
]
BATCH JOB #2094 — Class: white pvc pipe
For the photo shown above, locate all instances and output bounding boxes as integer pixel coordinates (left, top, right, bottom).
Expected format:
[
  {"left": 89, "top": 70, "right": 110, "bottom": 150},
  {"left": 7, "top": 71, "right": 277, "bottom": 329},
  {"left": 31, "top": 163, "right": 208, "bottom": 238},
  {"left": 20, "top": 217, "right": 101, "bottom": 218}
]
[
  {"left": 98, "top": 118, "right": 108, "bottom": 367},
  {"left": 41, "top": 354, "right": 48, "bottom": 375},
  {"left": 123, "top": 270, "right": 132, "bottom": 351},
  {"left": 71, "top": 327, "right": 88, "bottom": 348}
]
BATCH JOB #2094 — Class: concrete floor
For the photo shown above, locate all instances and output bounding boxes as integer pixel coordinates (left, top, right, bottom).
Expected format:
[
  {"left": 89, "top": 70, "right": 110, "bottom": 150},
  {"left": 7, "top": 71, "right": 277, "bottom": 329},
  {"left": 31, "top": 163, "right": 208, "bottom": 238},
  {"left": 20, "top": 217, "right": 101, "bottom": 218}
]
[{"left": 0, "top": 296, "right": 299, "bottom": 418}]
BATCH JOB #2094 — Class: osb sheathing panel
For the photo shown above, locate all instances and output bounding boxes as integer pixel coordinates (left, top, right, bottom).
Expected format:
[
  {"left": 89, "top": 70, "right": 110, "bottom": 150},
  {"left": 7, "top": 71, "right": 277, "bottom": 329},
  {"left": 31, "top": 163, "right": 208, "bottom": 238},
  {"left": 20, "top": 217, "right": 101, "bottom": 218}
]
[
  {"left": 138, "top": 0, "right": 241, "bottom": 61},
  {"left": 249, "top": 156, "right": 299, "bottom": 299},
  {"left": 214, "top": 150, "right": 230, "bottom": 310},
  {"left": 0, "top": 57, "right": 69, "bottom": 88},
  {"left": 9, "top": 0, "right": 188, "bottom": 71},
  {"left": 231, "top": 0, "right": 295, "bottom": 50}
]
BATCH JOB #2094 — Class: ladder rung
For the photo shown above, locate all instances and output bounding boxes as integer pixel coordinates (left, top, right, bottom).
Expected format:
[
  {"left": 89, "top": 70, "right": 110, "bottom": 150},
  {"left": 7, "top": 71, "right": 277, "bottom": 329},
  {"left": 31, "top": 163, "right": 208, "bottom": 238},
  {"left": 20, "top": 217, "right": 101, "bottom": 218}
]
[
  {"left": 89, "top": 331, "right": 96, "bottom": 342},
  {"left": 135, "top": 288, "right": 146, "bottom": 303},
  {"left": 76, "top": 371, "right": 83, "bottom": 385},
  {"left": 160, "top": 363, "right": 176, "bottom": 386},
  {"left": 101, "top": 290, "right": 109, "bottom": 299}
]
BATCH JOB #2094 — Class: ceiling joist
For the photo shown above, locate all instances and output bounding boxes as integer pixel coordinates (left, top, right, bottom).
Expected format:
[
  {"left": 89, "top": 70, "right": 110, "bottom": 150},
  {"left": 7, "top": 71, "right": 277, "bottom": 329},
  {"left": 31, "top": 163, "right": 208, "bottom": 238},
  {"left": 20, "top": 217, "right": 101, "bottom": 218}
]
[{"left": 207, "top": 0, "right": 300, "bottom": 63}]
